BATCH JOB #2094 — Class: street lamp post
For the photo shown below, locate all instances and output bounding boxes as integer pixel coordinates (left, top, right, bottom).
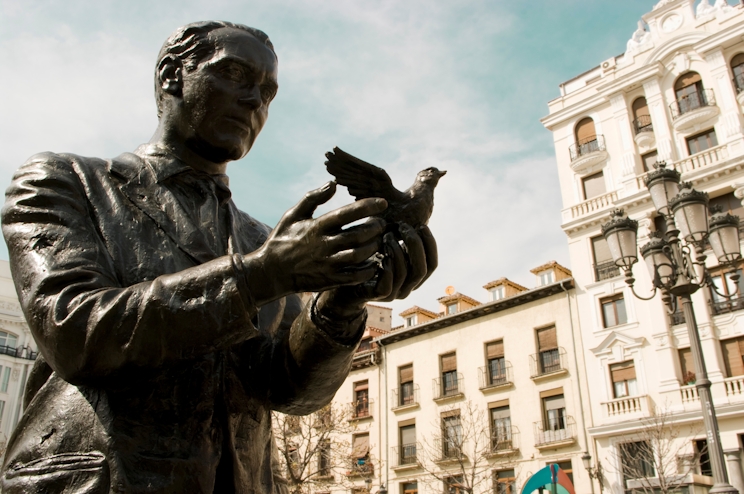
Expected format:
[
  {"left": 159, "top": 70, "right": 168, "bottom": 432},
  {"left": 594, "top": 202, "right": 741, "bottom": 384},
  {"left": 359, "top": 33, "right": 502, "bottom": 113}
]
[
  {"left": 582, "top": 452, "right": 604, "bottom": 494},
  {"left": 601, "top": 162, "right": 741, "bottom": 494}
]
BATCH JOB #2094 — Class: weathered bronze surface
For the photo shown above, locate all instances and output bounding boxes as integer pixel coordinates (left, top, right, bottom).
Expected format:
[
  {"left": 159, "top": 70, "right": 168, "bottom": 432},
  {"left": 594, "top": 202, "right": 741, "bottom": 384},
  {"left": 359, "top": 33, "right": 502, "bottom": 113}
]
[{"left": 0, "top": 21, "right": 437, "bottom": 493}]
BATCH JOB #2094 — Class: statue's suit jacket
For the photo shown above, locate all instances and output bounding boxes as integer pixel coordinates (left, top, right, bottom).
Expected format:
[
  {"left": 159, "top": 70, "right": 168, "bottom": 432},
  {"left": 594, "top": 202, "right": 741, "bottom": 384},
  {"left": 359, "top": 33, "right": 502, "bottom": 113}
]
[{"left": 0, "top": 146, "right": 362, "bottom": 493}]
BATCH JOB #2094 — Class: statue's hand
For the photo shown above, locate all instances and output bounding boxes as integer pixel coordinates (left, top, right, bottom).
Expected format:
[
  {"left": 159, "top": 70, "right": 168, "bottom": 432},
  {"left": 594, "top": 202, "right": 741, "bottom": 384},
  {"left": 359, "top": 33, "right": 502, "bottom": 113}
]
[{"left": 247, "top": 181, "right": 387, "bottom": 305}]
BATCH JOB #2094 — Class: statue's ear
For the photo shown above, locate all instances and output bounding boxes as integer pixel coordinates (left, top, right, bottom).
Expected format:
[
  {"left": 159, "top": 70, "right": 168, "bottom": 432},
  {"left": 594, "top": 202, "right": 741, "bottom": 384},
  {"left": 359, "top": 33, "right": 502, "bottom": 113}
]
[{"left": 158, "top": 55, "right": 183, "bottom": 96}]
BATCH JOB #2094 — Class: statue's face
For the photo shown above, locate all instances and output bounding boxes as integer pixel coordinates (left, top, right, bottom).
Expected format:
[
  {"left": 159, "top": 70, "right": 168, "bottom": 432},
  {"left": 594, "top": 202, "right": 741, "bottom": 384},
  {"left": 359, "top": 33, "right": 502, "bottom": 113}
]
[{"left": 180, "top": 28, "right": 278, "bottom": 163}]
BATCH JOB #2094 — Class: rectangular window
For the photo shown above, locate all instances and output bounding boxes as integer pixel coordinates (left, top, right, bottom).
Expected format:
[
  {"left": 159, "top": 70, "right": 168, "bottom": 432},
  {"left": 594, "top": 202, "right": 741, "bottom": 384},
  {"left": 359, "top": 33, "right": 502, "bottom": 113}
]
[
  {"left": 610, "top": 360, "right": 638, "bottom": 398},
  {"left": 447, "top": 303, "right": 457, "bottom": 315},
  {"left": 601, "top": 294, "right": 627, "bottom": 328},
  {"left": 441, "top": 411, "right": 462, "bottom": 459},
  {"left": 542, "top": 394, "right": 567, "bottom": 431},
  {"left": 485, "top": 340, "right": 506, "bottom": 385},
  {"left": 399, "top": 424, "right": 416, "bottom": 465},
  {"left": 494, "top": 469, "right": 516, "bottom": 494},
  {"left": 642, "top": 150, "right": 658, "bottom": 172},
  {"left": 592, "top": 235, "right": 619, "bottom": 281},
  {"left": 621, "top": 441, "right": 655, "bottom": 486},
  {"left": 490, "top": 403, "right": 512, "bottom": 451},
  {"left": 405, "top": 315, "right": 416, "bottom": 327},
  {"left": 0, "top": 400, "right": 6, "bottom": 428},
  {"left": 444, "top": 475, "right": 465, "bottom": 494},
  {"left": 354, "top": 381, "right": 369, "bottom": 418},
  {"left": 538, "top": 271, "right": 555, "bottom": 286},
  {"left": 710, "top": 269, "right": 744, "bottom": 315},
  {"left": 351, "top": 433, "right": 370, "bottom": 473},
  {"left": 686, "top": 128, "right": 718, "bottom": 155},
  {"left": 491, "top": 286, "right": 505, "bottom": 301},
  {"left": 1, "top": 367, "right": 9, "bottom": 393},
  {"left": 537, "top": 327, "right": 560, "bottom": 374},
  {"left": 582, "top": 171, "right": 606, "bottom": 200},
  {"left": 695, "top": 439, "right": 712, "bottom": 477},
  {"left": 401, "top": 482, "right": 418, "bottom": 494},
  {"left": 399, "top": 364, "right": 414, "bottom": 406},
  {"left": 721, "top": 336, "right": 744, "bottom": 377},
  {"left": 710, "top": 192, "right": 744, "bottom": 219},
  {"left": 679, "top": 347, "right": 696, "bottom": 384},
  {"left": 317, "top": 439, "right": 330, "bottom": 477},
  {"left": 0, "top": 332, "right": 17, "bottom": 349},
  {"left": 440, "top": 353, "right": 458, "bottom": 396}
]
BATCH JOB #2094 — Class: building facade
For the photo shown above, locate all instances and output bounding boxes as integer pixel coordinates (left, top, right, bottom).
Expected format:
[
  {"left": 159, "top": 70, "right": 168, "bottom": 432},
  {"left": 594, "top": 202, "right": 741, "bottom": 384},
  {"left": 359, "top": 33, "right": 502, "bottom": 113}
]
[
  {"left": 541, "top": 1, "right": 744, "bottom": 493},
  {"left": 306, "top": 263, "right": 593, "bottom": 494},
  {"left": 0, "top": 260, "right": 38, "bottom": 449}
]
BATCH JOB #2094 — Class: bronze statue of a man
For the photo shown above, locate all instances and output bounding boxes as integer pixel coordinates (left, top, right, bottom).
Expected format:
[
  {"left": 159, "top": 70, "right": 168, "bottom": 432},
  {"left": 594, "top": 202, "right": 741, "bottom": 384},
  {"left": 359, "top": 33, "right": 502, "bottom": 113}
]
[{"left": 0, "top": 21, "right": 436, "bottom": 493}]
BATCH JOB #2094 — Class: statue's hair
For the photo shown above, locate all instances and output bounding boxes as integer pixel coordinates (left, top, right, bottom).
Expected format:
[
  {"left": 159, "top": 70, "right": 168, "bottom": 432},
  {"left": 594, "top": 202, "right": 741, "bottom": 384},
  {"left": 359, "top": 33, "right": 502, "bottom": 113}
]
[{"left": 154, "top": 21, "right": 276, "bottom": 117}]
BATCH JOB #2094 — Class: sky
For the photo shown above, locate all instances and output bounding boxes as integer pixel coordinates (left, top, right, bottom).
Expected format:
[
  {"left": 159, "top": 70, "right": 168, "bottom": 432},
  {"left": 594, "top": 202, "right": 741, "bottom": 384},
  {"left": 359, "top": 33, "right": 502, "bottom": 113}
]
[{"left": 0, "top": 0, "right": 724, "bottom": 326}]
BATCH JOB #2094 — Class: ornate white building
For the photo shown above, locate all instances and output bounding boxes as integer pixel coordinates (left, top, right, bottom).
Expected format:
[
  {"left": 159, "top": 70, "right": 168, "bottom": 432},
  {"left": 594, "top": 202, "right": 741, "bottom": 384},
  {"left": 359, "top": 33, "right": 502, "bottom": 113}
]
[{"left": 541, "top": 1, "right": 744, "bottom": 493}]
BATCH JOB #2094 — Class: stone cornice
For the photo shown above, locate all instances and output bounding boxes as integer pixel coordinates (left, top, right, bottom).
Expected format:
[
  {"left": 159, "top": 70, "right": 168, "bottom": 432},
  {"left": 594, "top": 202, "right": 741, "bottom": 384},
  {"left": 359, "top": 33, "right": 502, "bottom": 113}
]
[
  {"left": 595, "top": 62, "right": 664, "bottom": 97},
  {"left": 692, "top": 17, "right": 744, "bottom": 55}
]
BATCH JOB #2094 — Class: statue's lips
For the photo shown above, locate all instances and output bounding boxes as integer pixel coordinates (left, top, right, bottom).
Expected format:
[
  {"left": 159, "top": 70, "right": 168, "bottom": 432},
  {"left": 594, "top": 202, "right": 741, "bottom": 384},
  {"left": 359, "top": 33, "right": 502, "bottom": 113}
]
[{"left": 223, "top": 116, "right": 253, "bottom": 133}]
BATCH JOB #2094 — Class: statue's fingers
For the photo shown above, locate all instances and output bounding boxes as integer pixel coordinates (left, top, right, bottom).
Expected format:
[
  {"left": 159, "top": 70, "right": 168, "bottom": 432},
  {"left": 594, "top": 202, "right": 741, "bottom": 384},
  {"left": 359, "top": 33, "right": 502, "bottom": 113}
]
[
  {"left": 316, "top": 198, "right": 387, "bottom": 231},
  {"left": 414, "top": 225, "right": 438, "bottom": 290},
  {"left": 383, "top": 232, "right": 407, "bottom": 300},
  {"left": 328, "top": 242, "right": 380, "bottom": 266},
  {"left": 278, "top": 181, "right": 336, "bottom": 227},
  {"left": 398, "top": 223, "right": 426, "bottom": 298},
  {"left": 324, "top": 218, "right": 385, "bottom": 251}
]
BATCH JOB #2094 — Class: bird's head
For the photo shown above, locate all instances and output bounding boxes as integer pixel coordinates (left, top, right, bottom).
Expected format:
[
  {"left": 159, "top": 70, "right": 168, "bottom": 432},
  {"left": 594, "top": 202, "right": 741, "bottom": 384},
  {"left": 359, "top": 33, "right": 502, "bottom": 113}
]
[{"left": 417, "top": 167, "right": 447, "bottom": 186}]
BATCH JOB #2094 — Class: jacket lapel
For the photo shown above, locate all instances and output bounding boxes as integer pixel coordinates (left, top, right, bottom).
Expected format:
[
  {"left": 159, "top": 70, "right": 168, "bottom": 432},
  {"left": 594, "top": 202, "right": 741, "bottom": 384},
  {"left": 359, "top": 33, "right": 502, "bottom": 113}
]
[{"left": 110, "top": 152, "right": 219, "bottom": 264}]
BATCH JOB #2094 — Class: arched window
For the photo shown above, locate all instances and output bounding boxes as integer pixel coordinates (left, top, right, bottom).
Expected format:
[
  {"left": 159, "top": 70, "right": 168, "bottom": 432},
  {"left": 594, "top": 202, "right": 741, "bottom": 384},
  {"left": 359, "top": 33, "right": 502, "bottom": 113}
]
[
  {"left": 673, "top": 72, "right": 707, "bottom": 115},
  {"left": 632, "top": 96, "right": 652, "bottom": 134},
  {"left": 731, "top": 53, "right": 744, "bottom": 93},
  {"left": 0, "top": 331, "right": 18, "bottom": 350},
  {"left": 573, "top": 117, "right": 601, "bottom": 158}
]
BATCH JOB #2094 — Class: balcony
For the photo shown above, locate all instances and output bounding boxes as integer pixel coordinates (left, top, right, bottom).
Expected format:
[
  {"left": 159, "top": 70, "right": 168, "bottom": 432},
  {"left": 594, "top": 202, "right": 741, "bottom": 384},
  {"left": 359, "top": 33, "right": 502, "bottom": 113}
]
[
  {"left": 680, "top": 384, "right": 699, "bottom": 404},
  {"left": 352, "top": 341, "right": 380, "bottom": 369},
  {"left": 710, "top": 295, "right": 744, "bottom": 316},
  {"left": 669, "top": 89, "right": 719, "bottom": 132},
  {"left": 568, "top": 190, "right": 618, "bottom": 221},
  {"left": 0, "top": 345, "right": 38, "bottom": 361},
  {"left": 534, "top": 415, "right": 577, "bottom": 449},
  {"left": 569, "top": 135, "right": 609, "bottom": 175},
  {"left": 487, "top": 425, "right": 520, "bottom": 457},
  {"left": 434, "top": 438, "right": 467, "bottom": 463},
  {"left": 433, "top": 373, "right": 464, "bottom": 402},
  {"left": 345, "top": 458, "right": 373, "bottom": 478},
  {"left": 670, "top": 310, "right": 686, "bottom": 326},
  {"left": 391, "top": 384, "right": 420, "bottom": 412},
  {"left": 594, "top": 260, "right": 621, "bottom": 282},
  {"left": 633, "top": 115, "right": 655, "bottom": 149},
  {"left": 392, "top": 442, "right": 420, "bottom": 470},
  {"left": 724, "top": 375, "right": 744, "bottom": 397},
  {"left": 349, "top": 399, "right": 373, "bottom": 421},
  {"left": 602, "top": 394, "right": 654, "bottom": 419},
  {"left": 478, "top": 361, "right": 514, "bottom": 392},
  {"left": 529, "top": 348, "right": 568, "bottom": 381}
]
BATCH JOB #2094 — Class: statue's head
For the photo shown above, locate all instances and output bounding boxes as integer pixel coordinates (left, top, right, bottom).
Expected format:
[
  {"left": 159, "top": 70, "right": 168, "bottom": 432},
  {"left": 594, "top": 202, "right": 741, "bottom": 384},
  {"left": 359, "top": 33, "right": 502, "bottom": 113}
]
[{"left": 155, "top": 21, "right": 279, "bottom": 163}]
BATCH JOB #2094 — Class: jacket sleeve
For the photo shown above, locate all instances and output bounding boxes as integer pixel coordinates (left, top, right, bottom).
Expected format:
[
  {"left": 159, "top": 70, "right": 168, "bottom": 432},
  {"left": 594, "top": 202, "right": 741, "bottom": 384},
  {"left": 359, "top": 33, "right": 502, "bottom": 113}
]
[{"left": 1, "top": 153, "right": 261, "bottom": 385}]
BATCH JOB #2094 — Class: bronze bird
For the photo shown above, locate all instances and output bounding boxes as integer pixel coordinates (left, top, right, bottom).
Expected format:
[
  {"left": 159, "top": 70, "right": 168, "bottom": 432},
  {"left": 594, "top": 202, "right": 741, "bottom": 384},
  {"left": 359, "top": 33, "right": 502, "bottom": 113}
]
[{"left": 324, "top": 147, "right": 446, "bottom": 232}]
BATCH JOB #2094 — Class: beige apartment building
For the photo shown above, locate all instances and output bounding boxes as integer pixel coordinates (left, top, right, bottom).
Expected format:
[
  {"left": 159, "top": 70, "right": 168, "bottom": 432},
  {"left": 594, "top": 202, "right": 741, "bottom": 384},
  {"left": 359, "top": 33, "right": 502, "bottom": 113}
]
[
  {"left": 317, "top": 263, "right": 593, "bottom": 494},
  {"left": 541, "top": 1, "right": 744, "bottom": 493}
]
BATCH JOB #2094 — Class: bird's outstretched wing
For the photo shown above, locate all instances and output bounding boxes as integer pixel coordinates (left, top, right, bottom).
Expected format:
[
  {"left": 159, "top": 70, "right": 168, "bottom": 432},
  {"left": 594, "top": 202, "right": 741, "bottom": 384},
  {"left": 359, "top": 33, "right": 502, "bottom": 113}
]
[{"left": 325, "top": 147, "right": 405, "bottom": 202}]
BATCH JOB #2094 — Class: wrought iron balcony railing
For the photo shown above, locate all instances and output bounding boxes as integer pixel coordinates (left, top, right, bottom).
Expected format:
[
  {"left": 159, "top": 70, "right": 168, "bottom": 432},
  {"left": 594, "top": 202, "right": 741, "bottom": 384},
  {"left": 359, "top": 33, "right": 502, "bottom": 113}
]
[
  {"left": 490, "top": 425, "right": 519, "bottom": 453},
  {"left": 433, "top": 373, "right": 464, "bottom": 400},
  {"left": 477, "top": 361, "right": 513, "bottom": 389},
  {"left": 633, "top": 114, "right": 653, "bottom": 135},
  {"left": 529, "top": 347, "right": 567, "bottom": 378},
  {"left": 569, "top": 134, "right": 606, "bottom": 161},
  {"left": 0, "top": 345, "right": 37, "bottom": 361},
  {"left": 710, "top": 295, "right": 744, "bottom": 316},
  {"left": 533, "top": 415, "right": 576, "bottom": 447},
  {"left": 594, "top": 260, "right": 621, "bottom": 282},
  {"left": 434, "top": 438, "right": 465, "bottom": 461},
  {"left": 350, "top": 398, "right": 373, "bottom": 419},
  {"left": 392, "top": 442, "right": 419, "bottom": 467},
  {"left": 391, "top": 384, "right": 419, "bottom": 409},
  {"left": 669, "top": 88, "right": 716, "bottom": 119}
]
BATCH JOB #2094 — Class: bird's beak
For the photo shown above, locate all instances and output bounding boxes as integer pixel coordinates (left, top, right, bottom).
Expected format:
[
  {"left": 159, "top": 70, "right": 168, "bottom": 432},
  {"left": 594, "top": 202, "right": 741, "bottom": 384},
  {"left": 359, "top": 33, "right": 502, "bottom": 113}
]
[{"left": 438, "top": 170, "right": 447, "bottom": 177}]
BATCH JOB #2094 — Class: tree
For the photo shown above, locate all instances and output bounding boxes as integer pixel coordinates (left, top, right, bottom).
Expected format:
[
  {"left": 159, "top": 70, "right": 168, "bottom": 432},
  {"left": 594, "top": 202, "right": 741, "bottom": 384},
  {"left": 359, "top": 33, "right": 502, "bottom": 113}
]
[
  {"left": 416, "top": 401, "right": 520, "bottom": 494},
  {"left": 273, "top": 403, "right": 357, "bottom": 494},
  {"left": 611, "top": 408, "right": 707, "bottom": 494}
]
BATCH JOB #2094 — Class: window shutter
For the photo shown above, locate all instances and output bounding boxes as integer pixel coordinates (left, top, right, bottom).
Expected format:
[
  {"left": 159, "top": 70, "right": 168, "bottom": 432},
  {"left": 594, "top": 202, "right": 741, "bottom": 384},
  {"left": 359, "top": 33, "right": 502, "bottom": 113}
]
[
  {"left": 679, "top": 348, "right": 696, "bottom": 378},
  {"left": 610, "top": 361, "right": 636, "bottom": 382},
  {"left": 400, "top": 425, "right": 416, "bottom": 445},
  {"left": 354, "top": 381, "right": 368, "bottom": 391},
  {"left": 441, "top": 353, "right": 457, "bottom": 372},
  {"left": 488, "top": 399, "right": 509, "bottom": 410},
  {"left": 489, "top": 405, "right": 510, "bottom": 420},
  {"left": 486, "top": 340, "right": 504, "bottom": 359},
  {"left": 632, "top": 97, "right": 650, "bottom": 118},
  {"left": 575, "top": 117, "right": 596, "bottom": 143},
  {"left": 352, "top": 434, "right": 369, "bottom": 458},
  {"left": 537, "top": 327, "right": 558, "bottom": 350},
  {"left": 399, "top": 365, "right": 413, "bottom": 383},
  {"left": 592, "top": 236, "right": 612, "bottom": 264},
  {"left": 675, "top": 72, "right": 701, "bottom": 90},
  {"left": 582, "top": 172, "right": 606, "bottom": 200},
  {"left": 732, "top": 53, "right": 744, "bottom": 69},
  {"left": 721, "top": 338, "right": 744, "bottom": 377},
  {"left": 543, "top": 394, "right": 566, "bottom": 410},
  {"left": 539, "top": 387, "right": 564, "bottom": 399}
]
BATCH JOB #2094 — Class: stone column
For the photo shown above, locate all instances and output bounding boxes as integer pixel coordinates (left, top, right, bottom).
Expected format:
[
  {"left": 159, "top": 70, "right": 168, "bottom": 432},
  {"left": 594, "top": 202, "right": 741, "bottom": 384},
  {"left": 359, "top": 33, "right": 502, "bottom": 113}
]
[
  {"left": 724, "top": 449, "right": 744, "bottom": 494},
  {"left": 643, "top": 78, "right": 676, "bottom": 163},
  {"left": 706, "top": 48, "right": 744, "bottom": 152}
]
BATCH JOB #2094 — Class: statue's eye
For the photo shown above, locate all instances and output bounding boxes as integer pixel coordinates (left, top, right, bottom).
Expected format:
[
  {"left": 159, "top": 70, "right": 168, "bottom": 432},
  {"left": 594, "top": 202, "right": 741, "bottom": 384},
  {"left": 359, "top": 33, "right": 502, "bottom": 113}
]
[{"left": 219, "top": 64, "right": 245, "bottom": 82}]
